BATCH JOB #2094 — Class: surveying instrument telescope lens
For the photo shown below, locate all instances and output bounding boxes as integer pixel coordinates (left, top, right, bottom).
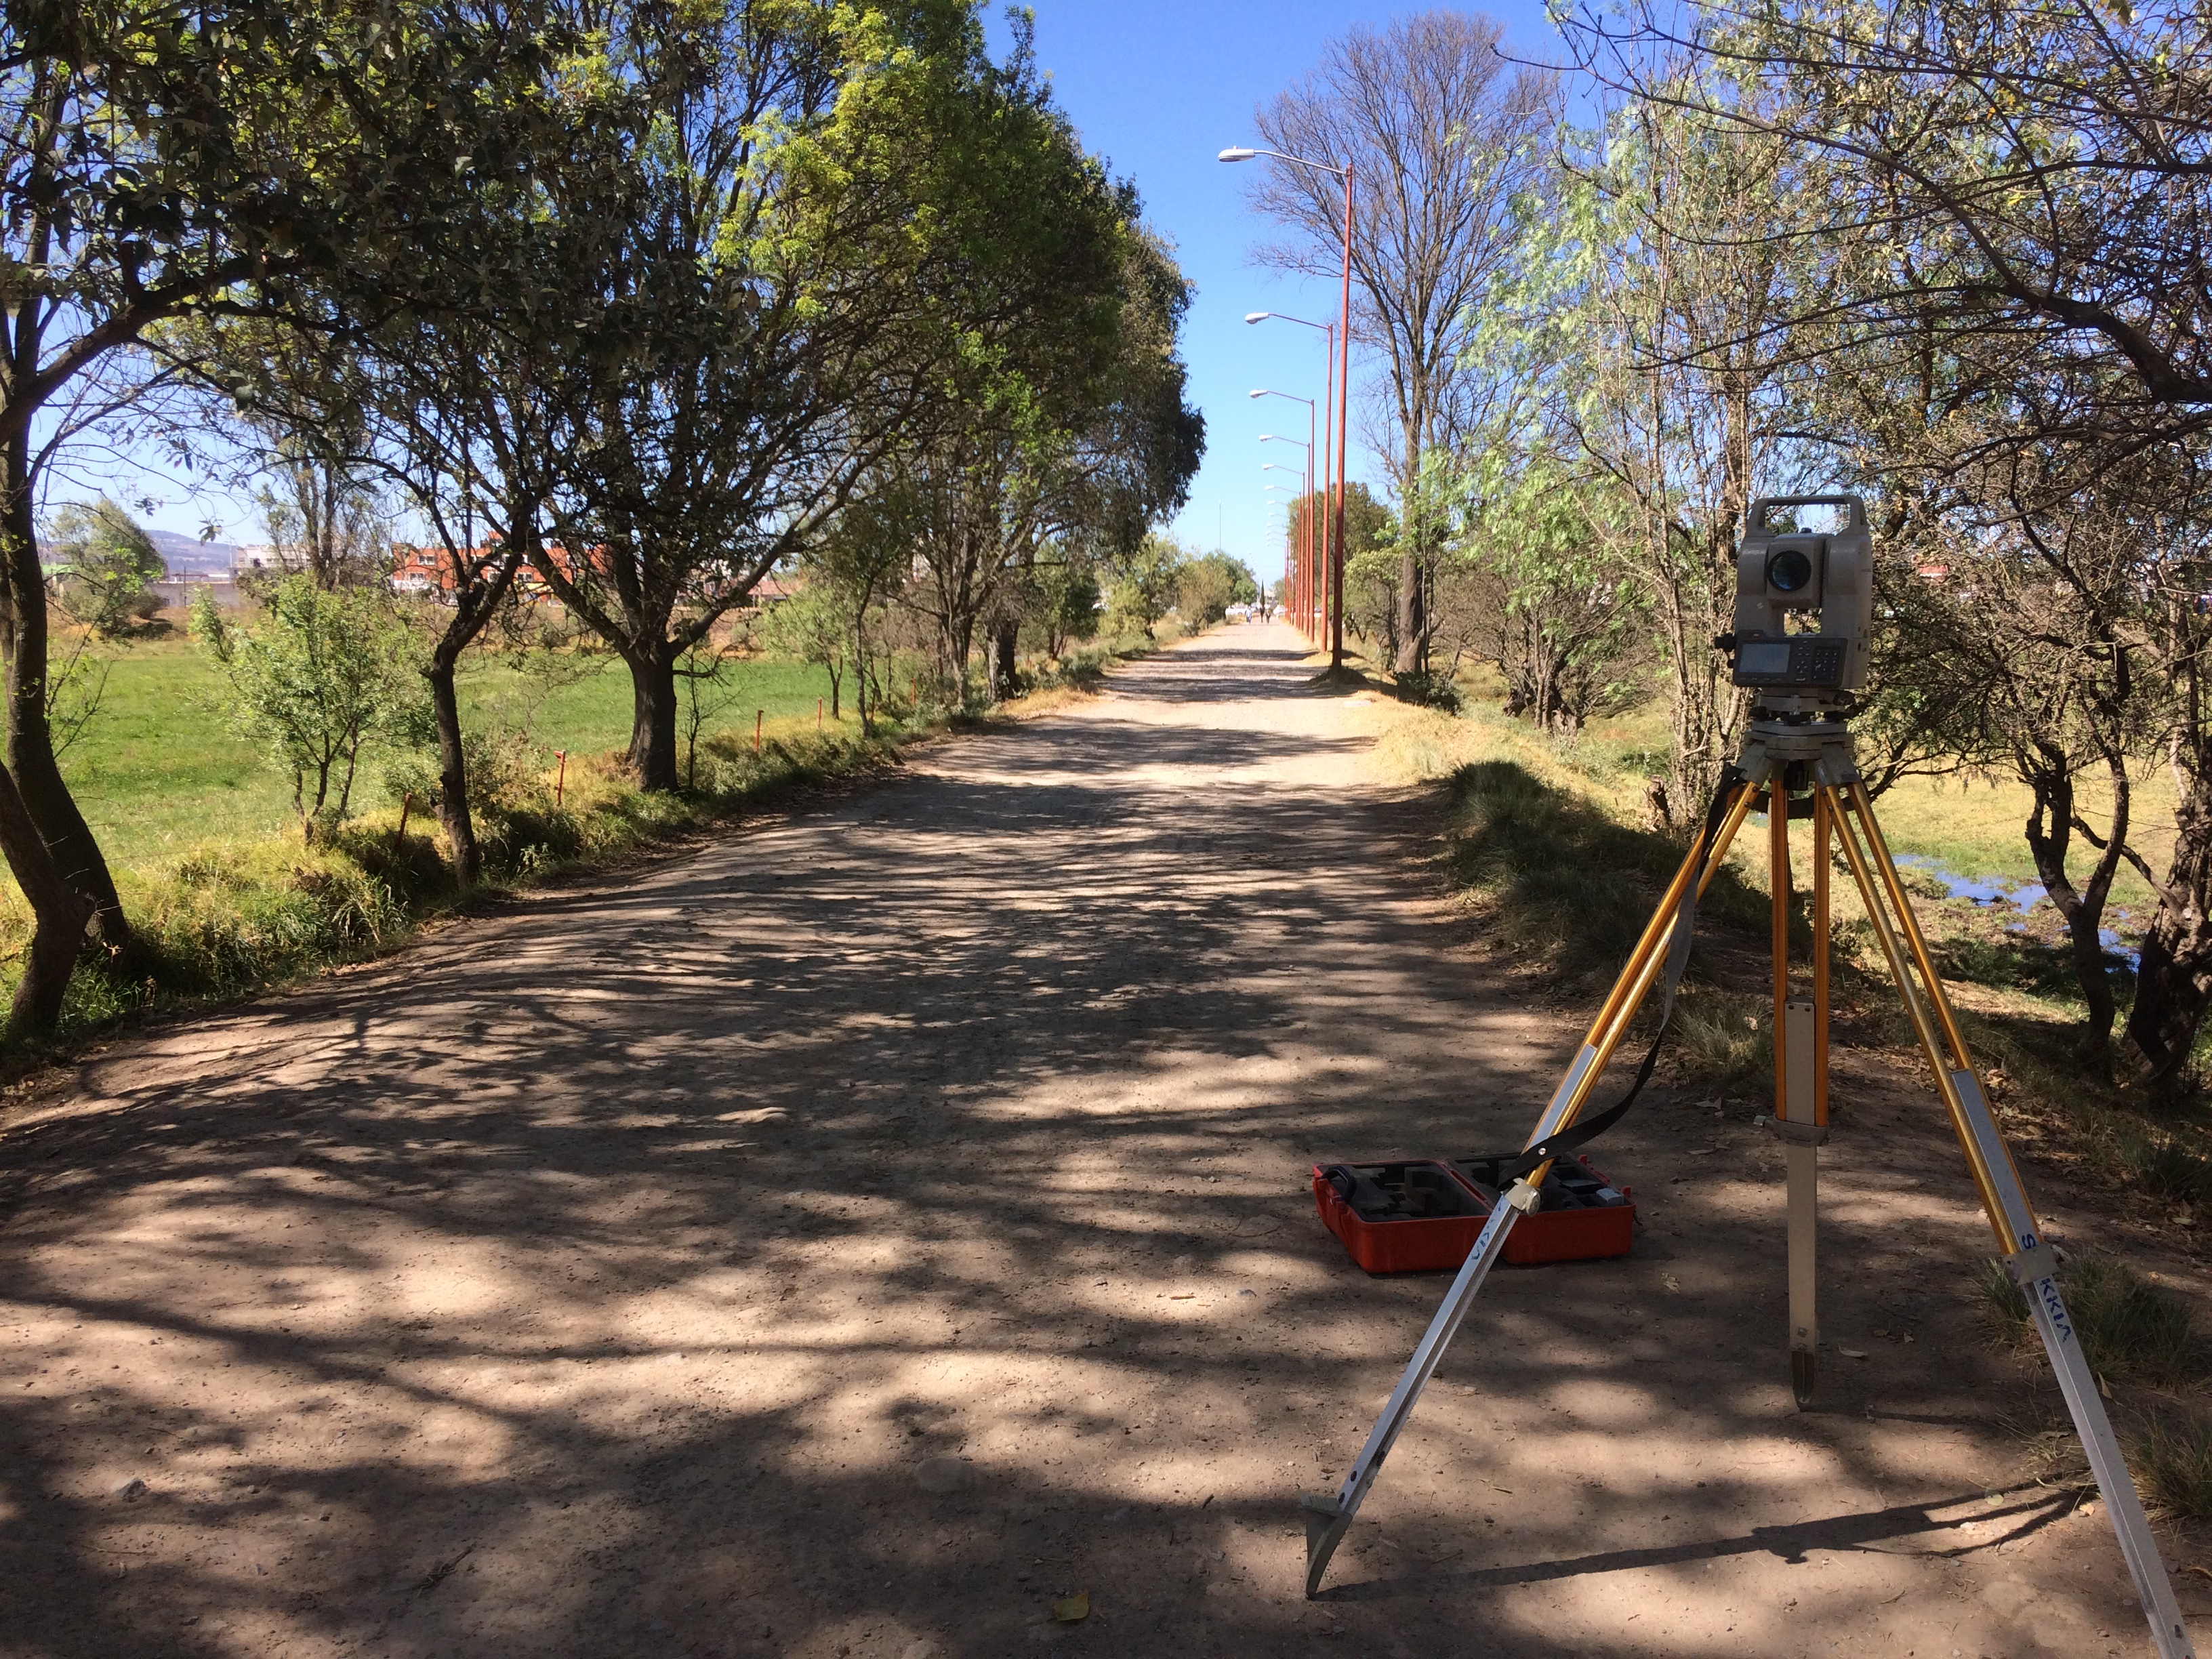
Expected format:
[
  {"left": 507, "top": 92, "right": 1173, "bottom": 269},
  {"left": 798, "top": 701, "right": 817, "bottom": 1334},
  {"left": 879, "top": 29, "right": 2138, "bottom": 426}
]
[
  {"left": 1298, "top": 492, "right": 2200, "bottom": 1659},
  {"left": 1766, "top": 546, "right": 1815, "bottom": 594}
]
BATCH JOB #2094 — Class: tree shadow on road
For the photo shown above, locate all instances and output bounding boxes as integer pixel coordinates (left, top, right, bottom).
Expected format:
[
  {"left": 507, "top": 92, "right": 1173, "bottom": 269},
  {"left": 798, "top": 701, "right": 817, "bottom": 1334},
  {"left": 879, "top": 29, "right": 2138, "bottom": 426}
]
[{"left": 0, "top": 640, "right": 2153, "bottom": 1656}]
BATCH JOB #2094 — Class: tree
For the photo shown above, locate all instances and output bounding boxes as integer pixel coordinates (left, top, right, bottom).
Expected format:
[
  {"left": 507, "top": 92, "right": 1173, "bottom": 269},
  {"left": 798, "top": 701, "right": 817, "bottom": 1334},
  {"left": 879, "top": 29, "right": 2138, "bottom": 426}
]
[
  {"left": 522, "top": 2, "right": 1173, "bottom": 781},
  {"left": 45, "top": 499, "right": 163, "bottom": 639},
  {"left": 760, "top": 580, "right": 855, "bottom": 720},
  {"left": 1473, "top": 94, "right": 1825, "bottom": 811},
  {"left": 1105, "top": 534, "right": 1187, "bottom": 640},
  {"left": 0, "top": 0, "right": 556, "bottom": 1018},
  {"left": 1030, "top": 550, "right": 1102, "bottom": 659},
  {"left": 1449, "top": 451, "right": 1645, "bottom": 732},
  {"left": 1250, "top": 12, "right": 1560, "bottom": 676},
  {"left": 176, "top": 25, "right": 644, "bottom": 884},
  {"left": 202, "top": 576, "right": 428, "bottom": 843},
  {"left": 247, "top": 413, "right": 388, "bottom": 592},
  {"left": 897, "top": 202, "right": 1202, "bottom": 707},
  {"left": 1559, "top": 0, "right": 2212, "bottom": 1086},
  {"left": 1301, "top": 483, "right": 1394, "bottom": 656},
  {"left": 1174, "top": 553, "right": 1258, "bottom": 629}
]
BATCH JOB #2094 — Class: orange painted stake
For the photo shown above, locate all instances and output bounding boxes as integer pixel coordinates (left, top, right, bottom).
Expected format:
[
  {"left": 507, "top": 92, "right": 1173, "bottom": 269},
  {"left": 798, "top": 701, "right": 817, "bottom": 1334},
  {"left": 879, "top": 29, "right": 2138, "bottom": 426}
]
[
  {"left": 817, "top": 697, "right": 823, "bottom": 730},
  {"left": 754, "top": 710, "right": 763, "bottom": 754},
  {"left": 554, "top": 750, "right": 568, "bottom": 807}
]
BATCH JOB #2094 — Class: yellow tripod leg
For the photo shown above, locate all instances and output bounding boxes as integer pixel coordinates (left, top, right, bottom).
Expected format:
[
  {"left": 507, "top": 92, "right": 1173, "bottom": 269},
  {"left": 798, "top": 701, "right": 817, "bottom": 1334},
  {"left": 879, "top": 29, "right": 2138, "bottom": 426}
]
[{"left": 1826, "top": 784, "right": 2196, "bottom": 1659}]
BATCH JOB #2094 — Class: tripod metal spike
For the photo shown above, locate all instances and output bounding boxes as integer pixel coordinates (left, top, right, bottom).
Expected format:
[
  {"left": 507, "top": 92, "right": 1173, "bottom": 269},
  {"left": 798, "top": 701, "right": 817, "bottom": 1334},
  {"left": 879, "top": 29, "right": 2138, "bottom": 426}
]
[{"left": 1299, "top": 726, "right": 2198, "bottom": 1659}]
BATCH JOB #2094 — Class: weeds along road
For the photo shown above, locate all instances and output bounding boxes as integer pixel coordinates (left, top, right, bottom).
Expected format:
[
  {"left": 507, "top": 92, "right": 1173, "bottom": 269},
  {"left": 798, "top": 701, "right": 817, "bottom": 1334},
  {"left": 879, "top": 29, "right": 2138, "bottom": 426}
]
[{"left": 1, "top": 621, "right": 2195, "bottom": 1658}]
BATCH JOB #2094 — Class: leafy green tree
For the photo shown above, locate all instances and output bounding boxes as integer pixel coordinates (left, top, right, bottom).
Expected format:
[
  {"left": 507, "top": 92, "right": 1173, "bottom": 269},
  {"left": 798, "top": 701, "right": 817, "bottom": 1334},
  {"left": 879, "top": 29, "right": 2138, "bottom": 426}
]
[
  {"left": 888, "top": 113, "right": 1202, "bottom": 705},
  {"left": 525, "top": 1, "right": 1187, "bottom": 779},
  {"left": 45, "top": 499, "right": 163, "bottom": 639},
  {"left": 760, "top": 580, "right": 857, "bottom": 720},
  {"left": 0, "top": 0, "right": 557, "bottom": 1018},
  {"left": 180, "top": 30, "right": 634, "bottom": 884},
  {"left": 205, "top": 577, "right": 430, "bottom": 844},
  {"left": 1033, "top": 553, "right": 1103, "bottom": 658},
  {"left": 1174, "top": 553, "right": 1258, "bottom": 628},
  {"left": 1105, "top": 534, "right": 1187, "bottom": 640}
]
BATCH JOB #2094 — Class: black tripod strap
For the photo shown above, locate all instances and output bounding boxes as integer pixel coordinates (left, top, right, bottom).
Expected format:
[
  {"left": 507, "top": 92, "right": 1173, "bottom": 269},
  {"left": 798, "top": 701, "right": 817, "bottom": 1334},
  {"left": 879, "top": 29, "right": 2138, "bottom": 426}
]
[{"left": 1503, "top": 773, "right": 1742, "bottom": 1184}]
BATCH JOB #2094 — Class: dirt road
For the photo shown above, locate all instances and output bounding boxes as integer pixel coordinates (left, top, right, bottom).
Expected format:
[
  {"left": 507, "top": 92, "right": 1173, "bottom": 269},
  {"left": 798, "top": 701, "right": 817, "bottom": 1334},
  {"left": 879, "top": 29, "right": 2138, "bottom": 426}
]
[{"left": 2, "top": 623, "right": 2203, "bottom": 1658}]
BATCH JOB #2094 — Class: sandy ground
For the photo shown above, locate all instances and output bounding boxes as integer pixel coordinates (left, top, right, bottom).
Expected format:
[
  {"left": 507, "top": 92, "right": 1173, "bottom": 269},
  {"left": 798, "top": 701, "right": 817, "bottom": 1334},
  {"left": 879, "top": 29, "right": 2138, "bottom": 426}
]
[{"left": 1, "top": 622, "right": 2206, "bottom": 1659}]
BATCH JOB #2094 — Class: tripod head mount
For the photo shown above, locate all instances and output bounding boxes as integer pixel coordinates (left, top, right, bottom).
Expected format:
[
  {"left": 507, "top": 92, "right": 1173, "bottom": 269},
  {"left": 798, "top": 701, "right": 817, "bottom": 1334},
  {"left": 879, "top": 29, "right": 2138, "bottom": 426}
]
[{"left": 1717, "top": 495, "right": 1874, "bottom": 718}]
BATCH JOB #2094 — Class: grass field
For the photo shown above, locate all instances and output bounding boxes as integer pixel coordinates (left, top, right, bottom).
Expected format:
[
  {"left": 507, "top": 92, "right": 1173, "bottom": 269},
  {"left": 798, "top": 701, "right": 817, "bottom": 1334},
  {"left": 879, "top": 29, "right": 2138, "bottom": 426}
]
[{"left": 58, "top": 638, "right": 842, "bottom": 869}]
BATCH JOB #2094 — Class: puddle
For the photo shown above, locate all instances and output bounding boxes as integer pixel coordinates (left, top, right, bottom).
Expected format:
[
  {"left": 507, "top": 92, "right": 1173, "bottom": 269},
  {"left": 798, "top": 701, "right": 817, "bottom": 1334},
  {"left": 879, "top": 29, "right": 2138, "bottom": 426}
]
[{"left": 1891, "top": 853, "right": 2138, "bottom": 968}]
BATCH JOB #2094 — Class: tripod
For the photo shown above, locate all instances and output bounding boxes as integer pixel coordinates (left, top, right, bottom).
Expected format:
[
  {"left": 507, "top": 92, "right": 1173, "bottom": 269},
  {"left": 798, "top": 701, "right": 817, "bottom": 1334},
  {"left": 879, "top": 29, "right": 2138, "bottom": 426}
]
[{"left": 1300, "top": 714, "right": 2198, "bottom": 1659}]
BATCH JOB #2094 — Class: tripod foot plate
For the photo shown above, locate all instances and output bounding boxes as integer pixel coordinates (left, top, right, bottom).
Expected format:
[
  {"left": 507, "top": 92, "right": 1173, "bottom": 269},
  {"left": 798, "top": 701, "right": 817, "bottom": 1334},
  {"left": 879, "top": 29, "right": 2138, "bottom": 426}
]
[{"left": 1300, "top": 1493, "right": 1351, "bottom": 1598}]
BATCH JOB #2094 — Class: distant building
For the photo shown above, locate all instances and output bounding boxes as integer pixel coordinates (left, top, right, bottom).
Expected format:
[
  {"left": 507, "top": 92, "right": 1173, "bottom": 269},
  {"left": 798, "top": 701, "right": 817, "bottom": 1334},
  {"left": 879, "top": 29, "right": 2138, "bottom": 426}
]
[
  {"left": 233, "top": 543, "right": 313, "bottom": 577},
  {"left": 388, "top": 541, "right": 615, "bottom": 605}
]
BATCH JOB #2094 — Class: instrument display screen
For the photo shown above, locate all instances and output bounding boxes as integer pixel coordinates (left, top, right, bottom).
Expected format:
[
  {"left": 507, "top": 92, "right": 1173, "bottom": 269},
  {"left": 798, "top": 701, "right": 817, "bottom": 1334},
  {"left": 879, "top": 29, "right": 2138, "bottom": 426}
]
[{"left": 1738, "top": 640, "right": 1792, "bottom": 676}]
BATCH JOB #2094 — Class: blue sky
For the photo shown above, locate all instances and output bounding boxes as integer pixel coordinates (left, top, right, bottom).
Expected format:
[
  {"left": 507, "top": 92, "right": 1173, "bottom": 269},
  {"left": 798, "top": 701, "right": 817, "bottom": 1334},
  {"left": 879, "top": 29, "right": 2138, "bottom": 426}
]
[
  {"left": 994, "top": 1, "right": 1574, "bottom": 581},
  {"left": 112, "top": 2, "right": 1578, "bottom": 569}
]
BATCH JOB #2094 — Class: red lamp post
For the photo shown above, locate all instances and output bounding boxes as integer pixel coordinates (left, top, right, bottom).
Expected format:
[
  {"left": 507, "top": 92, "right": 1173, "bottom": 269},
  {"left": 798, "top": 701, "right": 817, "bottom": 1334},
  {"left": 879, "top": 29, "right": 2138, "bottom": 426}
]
[
  {"left": 1256, "top": 417, "right": 1300, "bottom": 641},
  {"left": 1254, "top": 395, "right": 1315, "bottom": 637},
  {"left": 1225, "top": 146, "right": 1353, "bottom": 670}
]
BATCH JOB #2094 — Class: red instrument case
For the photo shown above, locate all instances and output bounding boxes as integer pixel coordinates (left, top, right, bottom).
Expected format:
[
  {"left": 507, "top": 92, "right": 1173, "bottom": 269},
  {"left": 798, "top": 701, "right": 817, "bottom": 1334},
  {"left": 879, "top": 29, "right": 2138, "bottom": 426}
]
[{"left": 1312, "top": 1153, "right": 1635, "bottom": 1275}]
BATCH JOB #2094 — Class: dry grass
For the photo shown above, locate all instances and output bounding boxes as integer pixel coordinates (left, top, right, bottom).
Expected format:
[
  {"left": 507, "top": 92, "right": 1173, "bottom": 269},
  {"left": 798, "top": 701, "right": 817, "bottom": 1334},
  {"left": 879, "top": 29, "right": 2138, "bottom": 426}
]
[{"left": 1975, "top": 1249, "right": 2201, "bottom": 1388}]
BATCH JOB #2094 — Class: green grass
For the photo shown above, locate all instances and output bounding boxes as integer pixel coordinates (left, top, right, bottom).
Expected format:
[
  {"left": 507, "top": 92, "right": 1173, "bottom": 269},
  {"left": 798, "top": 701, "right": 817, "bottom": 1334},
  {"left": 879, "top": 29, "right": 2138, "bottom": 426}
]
[
  {"left": 1439, "top": 757, "right": 1769, "bottom": 990},
  {"left": 0, "top": 620, "right": 1164, "bottom": 1055},
  {"left": 55, "top": 639, "right": 844, "bottom": 867},
  {"left": 1412, "top": 675, "right": 2175, "bottom": 910}
]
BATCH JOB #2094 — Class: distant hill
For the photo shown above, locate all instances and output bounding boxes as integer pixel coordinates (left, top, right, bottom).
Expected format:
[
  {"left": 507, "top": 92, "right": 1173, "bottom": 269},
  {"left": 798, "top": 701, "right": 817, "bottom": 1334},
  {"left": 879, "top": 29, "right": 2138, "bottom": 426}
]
[{"left": 146, "top": 530, "right": 239, "bottom": 577}]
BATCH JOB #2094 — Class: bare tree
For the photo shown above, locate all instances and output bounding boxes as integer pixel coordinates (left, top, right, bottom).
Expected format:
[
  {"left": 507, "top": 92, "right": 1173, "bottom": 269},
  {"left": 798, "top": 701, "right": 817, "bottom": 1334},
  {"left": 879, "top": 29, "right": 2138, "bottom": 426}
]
[{"left": 1248, "top": 12, "right": 1558, "bottom": 677}]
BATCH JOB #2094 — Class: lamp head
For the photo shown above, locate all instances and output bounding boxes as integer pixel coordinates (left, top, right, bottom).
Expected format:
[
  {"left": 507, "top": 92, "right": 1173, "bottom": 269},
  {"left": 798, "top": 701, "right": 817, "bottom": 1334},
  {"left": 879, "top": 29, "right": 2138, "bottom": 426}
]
[
  {"left": 1245, "top": 311, "right": 1269, "bottom": 324},
  {"left": 1218, "top": 146, "right": 1257, "bottom": 163}
]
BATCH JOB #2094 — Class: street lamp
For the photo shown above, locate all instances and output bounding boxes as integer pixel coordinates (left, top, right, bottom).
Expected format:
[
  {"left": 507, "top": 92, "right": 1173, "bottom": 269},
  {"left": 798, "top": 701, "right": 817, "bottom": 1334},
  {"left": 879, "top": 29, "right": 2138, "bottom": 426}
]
[
  {"left": 1254, "top": 409, "right": 1315, "bottom": 638},
  {"left": 1248, "top": 331, "right": 1332, "bottom": 642},
  {"left": 1223, "top": 144, "right": 1354, "bottom": 670}
]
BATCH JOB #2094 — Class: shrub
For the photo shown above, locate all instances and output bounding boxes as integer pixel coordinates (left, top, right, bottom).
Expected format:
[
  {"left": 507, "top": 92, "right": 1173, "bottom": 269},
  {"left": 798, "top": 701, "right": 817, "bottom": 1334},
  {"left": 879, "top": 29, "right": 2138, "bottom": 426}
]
[
  {"left": 1392, "top": 669, "right": 1462, "bottom": 713},
  {"left": 45, "top": 498, "right": 166, "bottom": 640},
  {"left": 205, "top": 575, "right": 430, "bottom": 842}
]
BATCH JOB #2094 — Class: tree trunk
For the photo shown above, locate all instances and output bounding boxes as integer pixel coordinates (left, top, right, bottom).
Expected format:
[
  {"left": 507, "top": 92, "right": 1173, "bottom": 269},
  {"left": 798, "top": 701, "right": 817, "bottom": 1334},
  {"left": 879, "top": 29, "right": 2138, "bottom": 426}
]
[
  {"left": 2123, "top": 769, "right": 2212, "bottom": 1090},
  {"left": 1395, "top": 550, "right": 1425, "bottom": 676},
  {"left": 827, "top": 664, "right": 841, "bottom": 721},
  {"left": 855, "top": 611, "right": 872, "bottom": 737},
  {"left": 0, "top": 430, "right": 128, "bottom": 956},
  {"left": 427, "top": 655, "right": 480, "bottom": 886},
  {"left": 949, "top": 613, "right": 979, "bottom": 709},
  {"left": 991, "top": 617, "right": 1019, "bottom": 701},
  {"left": 626, "top": 646, "right": 680, "bottom": 791},
  {"left": 0, "top": 754, "right": 91, "bottom": 1034},
  {"left": 2023, "top": 756, "right": 2125, "bottom": 1058}
]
